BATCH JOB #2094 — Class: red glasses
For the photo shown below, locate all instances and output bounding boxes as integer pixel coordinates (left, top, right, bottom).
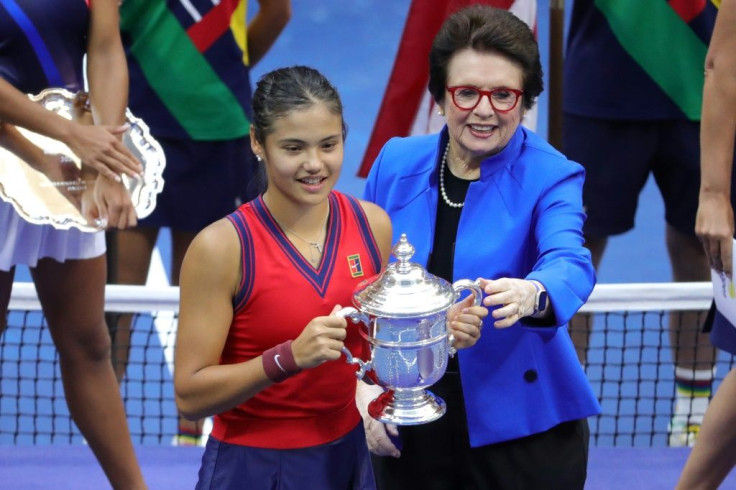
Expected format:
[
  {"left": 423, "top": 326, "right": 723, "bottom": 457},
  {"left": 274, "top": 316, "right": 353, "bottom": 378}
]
[{"left": 446, "top": 86, "right": 524, "bottom": 113}]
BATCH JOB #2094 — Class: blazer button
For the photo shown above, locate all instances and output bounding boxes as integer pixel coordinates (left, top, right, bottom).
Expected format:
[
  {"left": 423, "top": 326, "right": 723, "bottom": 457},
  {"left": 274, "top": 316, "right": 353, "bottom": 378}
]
[{"left": 523, "top": 369, "right": 538, "bottom": 383}]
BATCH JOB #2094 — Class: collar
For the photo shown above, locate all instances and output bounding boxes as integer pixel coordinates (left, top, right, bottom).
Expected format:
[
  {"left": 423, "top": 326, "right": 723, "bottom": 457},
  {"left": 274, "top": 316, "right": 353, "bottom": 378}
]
[
  {"left": 393, "top": 125, "right": 525, "bottom": 206},
  {"left": 435, "top": 125, "right": 525, "bottom": 182},
  {"left": 477, "top": 125, "right": 524, "bottom": 182}
]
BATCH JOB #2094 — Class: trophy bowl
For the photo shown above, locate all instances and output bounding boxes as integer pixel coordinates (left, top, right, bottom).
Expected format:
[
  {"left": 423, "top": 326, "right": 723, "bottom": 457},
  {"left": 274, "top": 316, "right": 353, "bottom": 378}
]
[
  {"left": 0, "top": 88, "right": 165, "bottom": 231},
  {"left": 339, "top": 234, "right": 482, "bottom": 425}
]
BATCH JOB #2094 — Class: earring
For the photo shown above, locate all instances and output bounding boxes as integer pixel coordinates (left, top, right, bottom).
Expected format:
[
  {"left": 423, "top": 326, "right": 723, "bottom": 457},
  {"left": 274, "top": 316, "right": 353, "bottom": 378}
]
[
  {"left": 256, "top": 154, "right": 262, "bottom": 162},
  {"left": 437, "top": 109, "right": 444, "bottom": 116}
]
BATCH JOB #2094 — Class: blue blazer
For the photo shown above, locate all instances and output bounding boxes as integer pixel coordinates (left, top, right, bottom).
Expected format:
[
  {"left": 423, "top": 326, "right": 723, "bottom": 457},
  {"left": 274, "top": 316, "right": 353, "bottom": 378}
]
[{"left": 364, "top": 126, "right": 601, "bottom": 446}]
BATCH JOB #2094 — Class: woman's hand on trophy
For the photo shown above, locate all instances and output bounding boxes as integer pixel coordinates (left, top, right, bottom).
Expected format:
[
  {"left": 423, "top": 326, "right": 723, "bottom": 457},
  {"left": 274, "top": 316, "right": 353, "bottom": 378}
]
[
  {"left": 291, "top": 305, "right": 348, "bottom": 369},
  {"left": 447, "top": 292, "right": 487, "bottom": 349},
  {"left": 479, "top": 278, "right": 537, "bottom": 328},
  {"left": 356, "top": 381, "right": 401, "bottom": 458},
  {"left": 62, "top": 120, "right": 144, "bottom": 182},
  {"left": 90, "top": 174, "right": 137, "bottom": 229}
]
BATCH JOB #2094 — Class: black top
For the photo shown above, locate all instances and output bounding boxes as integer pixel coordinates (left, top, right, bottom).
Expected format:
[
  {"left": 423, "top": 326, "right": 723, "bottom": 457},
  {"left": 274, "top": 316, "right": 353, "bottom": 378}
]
[{"left": 428, "top": 156, "right": 477, "bottom": 373}]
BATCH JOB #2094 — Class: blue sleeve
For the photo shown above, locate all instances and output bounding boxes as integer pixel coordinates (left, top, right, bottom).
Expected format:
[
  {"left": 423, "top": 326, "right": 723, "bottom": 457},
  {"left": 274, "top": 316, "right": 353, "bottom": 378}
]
[
  {"left": 362, "top": 157, "right": 379, "bottom": 203},
  {"left": 363, "top": 140, "right": 391, "bottom": 206},
  {"left": 522, "top": 164, "right": 596, "bottom": 328}
]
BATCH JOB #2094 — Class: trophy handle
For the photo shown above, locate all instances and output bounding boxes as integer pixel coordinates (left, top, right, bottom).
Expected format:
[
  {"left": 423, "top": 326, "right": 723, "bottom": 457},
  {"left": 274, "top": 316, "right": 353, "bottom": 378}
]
[
  {"left": 451, "top": 278, "right": 483, "bottom": 307},
  {"left": 447, "top": 279, "right": 484, "bottom": 356},
  {"left": 335, "top": 307, "right": 374, "bottom": 383}
]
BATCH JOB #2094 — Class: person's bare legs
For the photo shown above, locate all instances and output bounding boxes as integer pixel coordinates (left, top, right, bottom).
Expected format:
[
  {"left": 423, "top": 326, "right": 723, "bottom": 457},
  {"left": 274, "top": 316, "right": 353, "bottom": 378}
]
[
  {"left": 676, "top": 368, "right": 736, "bottom": 490},
  {"left": 111, "top": 227, "right": 159, "bottom": 381},
  {"left": 114, "top": 228, "right": 203, "bottom": 442},
  {"left": 31, "top": 256, "right": 146, "bottom": 489},
  {"left": 666, "top": 224, "right": 715, "bottom": 371},
  {"left": 568, "top": 235, "right": 607, "bottom": 365},
  {"left": 666, "top": 224, "right": 716, "bottom": 446},
  {"left": 0, "top": 267, "right": 15, "bottom": 336}
]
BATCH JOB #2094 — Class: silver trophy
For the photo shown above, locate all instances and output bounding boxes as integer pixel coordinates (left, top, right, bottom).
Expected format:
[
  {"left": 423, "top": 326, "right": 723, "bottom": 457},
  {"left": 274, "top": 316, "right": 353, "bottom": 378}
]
[
  {"left": 339, "top": 234, "right": 482, "bottom": 425},
  {"left": 0, "top": 88, "right": 165, "bottom": 231}
]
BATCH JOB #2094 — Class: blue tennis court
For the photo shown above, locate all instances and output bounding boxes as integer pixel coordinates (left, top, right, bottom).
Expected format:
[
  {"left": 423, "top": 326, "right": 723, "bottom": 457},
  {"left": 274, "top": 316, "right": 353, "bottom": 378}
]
[{"left": 2, "top": 445, "right": 736, "bottom": 490}]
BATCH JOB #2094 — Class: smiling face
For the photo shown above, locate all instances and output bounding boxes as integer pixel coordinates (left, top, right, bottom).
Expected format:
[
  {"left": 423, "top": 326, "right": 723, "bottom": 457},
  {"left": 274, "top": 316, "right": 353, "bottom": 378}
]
[
  {"left": 440, "top": 48, "right": 525, "bottom": 165},
  {"left": 253, "top": 102, "right": 344, "bottom": 209}
]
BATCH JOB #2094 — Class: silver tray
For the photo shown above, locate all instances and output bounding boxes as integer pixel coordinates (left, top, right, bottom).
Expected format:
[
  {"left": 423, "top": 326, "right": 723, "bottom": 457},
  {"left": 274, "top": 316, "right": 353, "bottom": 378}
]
[{"left": 0, "top": 88, "right": 165, "bottom": 231}]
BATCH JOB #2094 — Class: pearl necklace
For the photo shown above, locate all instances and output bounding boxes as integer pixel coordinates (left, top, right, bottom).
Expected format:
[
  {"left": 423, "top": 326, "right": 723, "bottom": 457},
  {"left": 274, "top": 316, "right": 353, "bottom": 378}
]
[{"left": 439, "top": 142, "right": 464, "bottom": 208}]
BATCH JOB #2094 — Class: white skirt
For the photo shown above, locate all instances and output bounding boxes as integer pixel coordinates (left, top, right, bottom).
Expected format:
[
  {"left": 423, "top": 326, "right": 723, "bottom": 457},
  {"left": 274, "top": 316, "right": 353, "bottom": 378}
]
[{"left": 0, "top": 200, "right": 105, "bottom": 272}]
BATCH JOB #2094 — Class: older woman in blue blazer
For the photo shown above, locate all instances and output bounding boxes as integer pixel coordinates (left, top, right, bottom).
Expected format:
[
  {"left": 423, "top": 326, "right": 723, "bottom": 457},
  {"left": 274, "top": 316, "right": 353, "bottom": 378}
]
[{"left": 360, "top": 6, "right": 600, "bottom": 490}]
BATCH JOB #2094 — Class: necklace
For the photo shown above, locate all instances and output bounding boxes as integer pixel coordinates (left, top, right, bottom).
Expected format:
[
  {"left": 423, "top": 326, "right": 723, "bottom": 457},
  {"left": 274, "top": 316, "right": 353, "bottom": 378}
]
[
  {"left": 439, "top": 142, "right": 464, "bottom": 208},
  {"left": 275, "top": 207, "right": 330, "bottom": 266}
]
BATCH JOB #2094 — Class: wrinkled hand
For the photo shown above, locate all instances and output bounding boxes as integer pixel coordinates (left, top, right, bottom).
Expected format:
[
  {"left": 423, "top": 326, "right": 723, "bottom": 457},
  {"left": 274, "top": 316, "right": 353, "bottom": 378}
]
[
  {"left": 446, "top": 292, "right": 487, "bottom": 349},
  {"left": 356, "top": 381, "right": 400, "bottom": 457},
  {"left": 82, "top": 174, "right": 136, "bottom": 229},
  {"left": 291, "top": 305, "right": 348, "bottom": 369},
  {"left": 479, "top": 278, "right": 537, "bottom": 328},
  {"left": 63, "top": 123, "right": 143, "bottom": 182},
  {"left": 695, "top": 194, "right": 734, "bottom": 277}
]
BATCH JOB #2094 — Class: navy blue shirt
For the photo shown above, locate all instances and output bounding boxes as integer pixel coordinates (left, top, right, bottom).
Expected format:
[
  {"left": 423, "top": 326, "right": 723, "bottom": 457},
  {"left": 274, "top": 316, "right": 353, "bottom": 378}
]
[
  {"left": 563, "top": 0, "right": 717, "bottom": 120},
  {"left": 0, "top": 0, "right": 88, "bottom": 93}
]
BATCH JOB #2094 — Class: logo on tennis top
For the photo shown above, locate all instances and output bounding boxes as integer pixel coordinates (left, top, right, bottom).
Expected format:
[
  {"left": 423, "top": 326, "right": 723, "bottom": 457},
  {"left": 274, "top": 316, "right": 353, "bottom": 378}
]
[{"left": 347, "top": 254, "right": 363, "bottom": 278}]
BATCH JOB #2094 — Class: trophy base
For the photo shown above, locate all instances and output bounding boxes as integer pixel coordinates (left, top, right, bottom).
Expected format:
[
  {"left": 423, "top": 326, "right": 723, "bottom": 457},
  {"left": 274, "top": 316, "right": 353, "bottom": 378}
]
[{"left": 368, "top": 387, "right": 446, "bottom": 425}]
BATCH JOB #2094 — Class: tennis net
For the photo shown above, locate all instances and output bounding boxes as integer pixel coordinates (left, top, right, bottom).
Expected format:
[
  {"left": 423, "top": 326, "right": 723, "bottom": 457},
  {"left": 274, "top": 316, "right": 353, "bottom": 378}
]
[{"left": 1, "top": 281, "right": 732, "bottom": 446}]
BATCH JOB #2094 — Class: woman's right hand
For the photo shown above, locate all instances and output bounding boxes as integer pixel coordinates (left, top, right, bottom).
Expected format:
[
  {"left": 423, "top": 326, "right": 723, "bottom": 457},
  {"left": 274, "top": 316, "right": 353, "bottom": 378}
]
[
  {"left": 479, "top": 277, "right": 538, "bottom": 328},
  {"left": 291, "top": 305, "right": 349, "bottom": 369},
  {"left": 696, "top": 192, "right": 735, "bottom": 277},
  {"left": 356, "top": 381, "right": 401, "bottom": 457},
  {"left": 63, "top": 121, "right": 143, "bottom": 182},
  {"left": 447, "top": 292, "right": 487, "bottom": 349}
]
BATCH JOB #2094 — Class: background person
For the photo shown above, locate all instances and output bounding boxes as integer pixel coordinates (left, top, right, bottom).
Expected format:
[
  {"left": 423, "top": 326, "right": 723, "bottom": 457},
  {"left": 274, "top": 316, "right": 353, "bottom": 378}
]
[
  {"left": 0, "top": 0, "right": 145, "bottom": 487},
  {"left": 677, "top": 0, "right": 736, "bottom": 487},
  {"left": 562, "top": 0, "right": 720, "bottom": 447},
  {"left": 111, "top": 0, "right": 291, "bottom": 446},
  {"left": 362, "top": 6, "right": 600, "bottom": 489}
]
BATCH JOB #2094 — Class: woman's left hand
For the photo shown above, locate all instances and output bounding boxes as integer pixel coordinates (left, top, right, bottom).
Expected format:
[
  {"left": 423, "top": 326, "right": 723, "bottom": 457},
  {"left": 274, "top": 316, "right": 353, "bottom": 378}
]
[
  {"left": 447, "top": 292, "right": 488, "bottom": 349},
  {"left": 479, "top": 278, "right": 537, "bottom": 328},
  {"left": 87, "top": 173, "right": 137, "bottom": 229}
]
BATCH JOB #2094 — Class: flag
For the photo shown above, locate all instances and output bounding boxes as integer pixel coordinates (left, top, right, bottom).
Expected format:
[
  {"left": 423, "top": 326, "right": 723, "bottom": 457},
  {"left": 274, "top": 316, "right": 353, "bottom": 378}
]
[{"left": 357, "top": 0, "right": 537, "bottom": 177}]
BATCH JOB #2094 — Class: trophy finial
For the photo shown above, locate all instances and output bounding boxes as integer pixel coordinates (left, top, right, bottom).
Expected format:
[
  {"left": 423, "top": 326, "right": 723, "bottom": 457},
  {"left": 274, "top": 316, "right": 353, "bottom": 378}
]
[{"left": 392, "top": 234, "right": 415, "bottom": 272}]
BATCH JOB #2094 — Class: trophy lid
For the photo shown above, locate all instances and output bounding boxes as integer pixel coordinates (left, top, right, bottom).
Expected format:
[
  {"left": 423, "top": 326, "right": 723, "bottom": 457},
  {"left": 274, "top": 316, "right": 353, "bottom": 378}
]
[{"left": 353, "top": 234, "right": 457, "bottom": 318}]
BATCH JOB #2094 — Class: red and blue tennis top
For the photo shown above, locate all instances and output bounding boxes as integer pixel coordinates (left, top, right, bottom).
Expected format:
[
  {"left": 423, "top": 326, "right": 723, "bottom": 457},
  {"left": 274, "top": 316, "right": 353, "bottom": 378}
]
[{"left": 212, "top": 191, "right": 382, "bottom": 449}]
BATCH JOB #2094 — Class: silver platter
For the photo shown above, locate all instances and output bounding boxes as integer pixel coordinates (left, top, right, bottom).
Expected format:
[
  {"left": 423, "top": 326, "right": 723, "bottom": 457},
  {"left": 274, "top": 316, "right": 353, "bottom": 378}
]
[{"left": 0, "top": 88, "right": 165, "bottom": 232}]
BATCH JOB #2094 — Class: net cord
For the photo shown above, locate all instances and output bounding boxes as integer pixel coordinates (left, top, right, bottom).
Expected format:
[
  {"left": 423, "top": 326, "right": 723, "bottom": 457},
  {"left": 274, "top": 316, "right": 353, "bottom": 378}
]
[{"left": 7, "top": 281, "right": 713, "bottom": 313}]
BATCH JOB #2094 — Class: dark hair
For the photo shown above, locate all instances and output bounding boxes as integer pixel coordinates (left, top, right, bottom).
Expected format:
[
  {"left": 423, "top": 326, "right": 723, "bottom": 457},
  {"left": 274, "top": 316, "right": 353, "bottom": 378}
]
[
  {"left": 247, "top": 66, "right": 347, "bottom": 197},
  {"left": 251, "top": 65, "right": 347, "bottom": 144},
  {"left": 428, "top": 5, "right": 543, "bottom": 111}
]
